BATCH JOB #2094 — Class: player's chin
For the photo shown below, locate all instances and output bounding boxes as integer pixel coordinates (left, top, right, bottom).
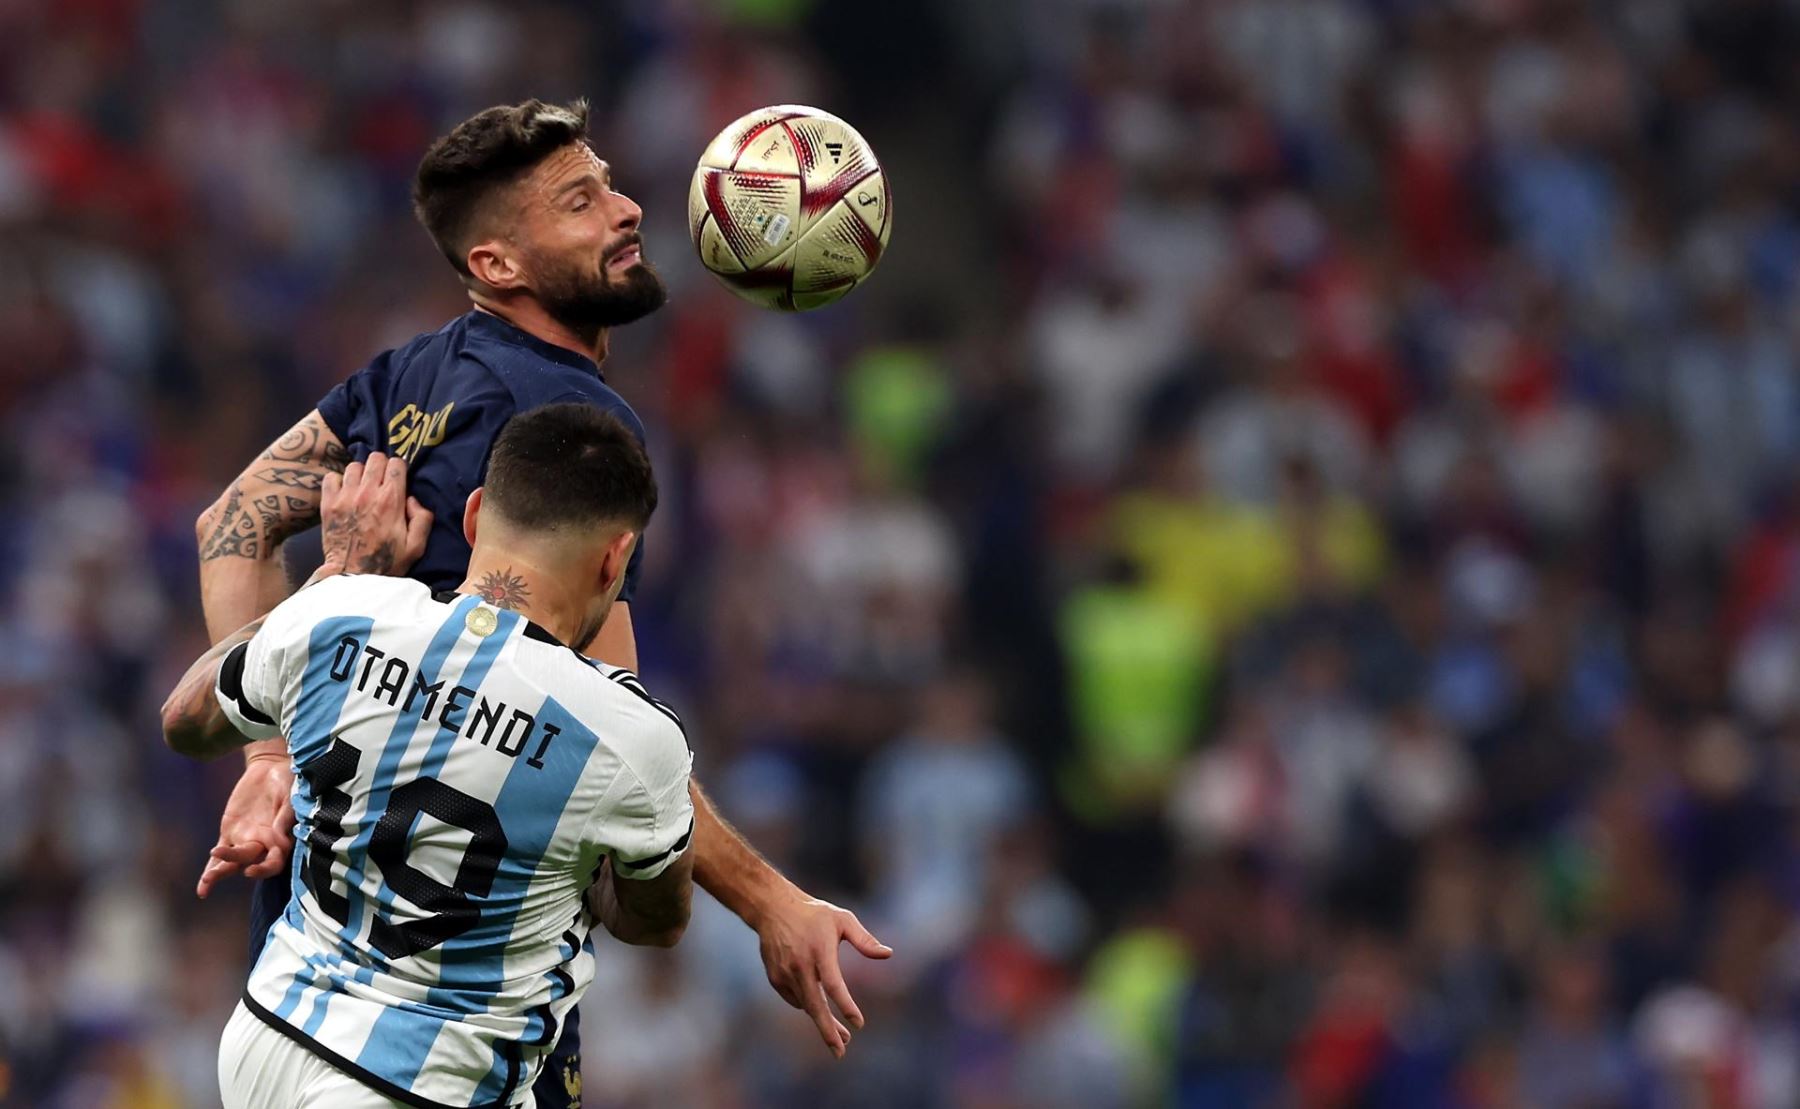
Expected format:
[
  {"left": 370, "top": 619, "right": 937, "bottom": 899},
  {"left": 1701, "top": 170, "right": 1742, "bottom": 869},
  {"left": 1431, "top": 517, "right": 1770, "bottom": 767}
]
[{"left": 607, "top": 264, "right": 669, "bottom": 321}]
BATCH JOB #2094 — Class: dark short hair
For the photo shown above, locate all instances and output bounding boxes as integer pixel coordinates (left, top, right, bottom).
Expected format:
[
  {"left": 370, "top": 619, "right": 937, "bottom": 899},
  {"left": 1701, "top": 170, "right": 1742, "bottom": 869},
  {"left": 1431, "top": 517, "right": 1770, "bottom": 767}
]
[
  {"left": 413, "top": 99, "right": 591, "bottom": 275},
  {"left": 485, "top": 404, "right": 657, "bottom": 533}
]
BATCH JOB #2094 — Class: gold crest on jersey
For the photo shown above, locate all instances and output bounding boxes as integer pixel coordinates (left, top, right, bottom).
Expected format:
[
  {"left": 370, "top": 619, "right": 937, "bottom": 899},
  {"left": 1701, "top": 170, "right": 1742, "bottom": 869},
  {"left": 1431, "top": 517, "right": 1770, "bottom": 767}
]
[{"left": 466, "top": 606, "right": 499, "bottom": 637}]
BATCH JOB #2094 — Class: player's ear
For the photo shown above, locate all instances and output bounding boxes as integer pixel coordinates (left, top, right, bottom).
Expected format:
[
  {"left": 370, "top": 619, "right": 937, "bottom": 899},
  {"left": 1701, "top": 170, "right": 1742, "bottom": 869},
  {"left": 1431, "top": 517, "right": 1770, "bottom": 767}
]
[
  {"left": 599, "top": 530, "right": 637, "bottom": 598},
  {"left": 466, "top": 241, "right": 524, "bottom": 290},
  {"left": 463, "top": 488, "right": 484, "bottom": 546}
]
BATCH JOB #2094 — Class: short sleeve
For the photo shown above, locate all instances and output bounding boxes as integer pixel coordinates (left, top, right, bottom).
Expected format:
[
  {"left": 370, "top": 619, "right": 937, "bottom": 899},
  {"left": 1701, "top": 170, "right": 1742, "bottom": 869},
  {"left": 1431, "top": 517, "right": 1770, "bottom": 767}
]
[
  {"left": 316, "top": 350, "right": 397, "bottom": 453},
  {"left": 214, "top": 619, "right": 291, "bottom": 741},
  {"left": 599, "top": 723, "right": 694, "bottom": 882},
  {"left": 211, "top": 579, "right": 353, "bottom": 742}
]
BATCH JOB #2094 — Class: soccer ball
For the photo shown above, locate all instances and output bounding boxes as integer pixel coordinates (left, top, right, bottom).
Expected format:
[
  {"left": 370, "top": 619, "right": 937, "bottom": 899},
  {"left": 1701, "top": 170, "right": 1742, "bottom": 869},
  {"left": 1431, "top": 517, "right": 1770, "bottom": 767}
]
[{"left": 688, "top": 105, "right": 892, "bottom": 311}]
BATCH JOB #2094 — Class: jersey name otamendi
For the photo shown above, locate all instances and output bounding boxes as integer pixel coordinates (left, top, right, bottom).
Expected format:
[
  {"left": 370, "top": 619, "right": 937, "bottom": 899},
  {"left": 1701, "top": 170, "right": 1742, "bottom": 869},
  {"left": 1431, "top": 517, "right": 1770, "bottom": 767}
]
[{"left": 216, "top": 575, "right": 693, "bottom": 1109}]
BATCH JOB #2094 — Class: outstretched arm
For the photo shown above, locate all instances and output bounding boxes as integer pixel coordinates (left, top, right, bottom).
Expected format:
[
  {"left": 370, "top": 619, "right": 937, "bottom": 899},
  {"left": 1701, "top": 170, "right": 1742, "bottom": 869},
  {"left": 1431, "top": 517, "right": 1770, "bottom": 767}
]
[
  {"left": 687, "top": 780, "right": 892, "bottom": 1057},
  {"left": 582, "top": 605, "right": 893, "bottom": 1059}
]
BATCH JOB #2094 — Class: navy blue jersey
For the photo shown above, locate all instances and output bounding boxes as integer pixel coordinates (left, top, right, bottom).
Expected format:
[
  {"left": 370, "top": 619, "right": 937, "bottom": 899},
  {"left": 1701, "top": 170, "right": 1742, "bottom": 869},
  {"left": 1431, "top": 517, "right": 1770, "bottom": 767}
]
[
  {"left": 252, "top": 308, "right": 647, "bottom": 1109},
  {"left": 316, "top": 309, "right": 647, "bottom": 603}
]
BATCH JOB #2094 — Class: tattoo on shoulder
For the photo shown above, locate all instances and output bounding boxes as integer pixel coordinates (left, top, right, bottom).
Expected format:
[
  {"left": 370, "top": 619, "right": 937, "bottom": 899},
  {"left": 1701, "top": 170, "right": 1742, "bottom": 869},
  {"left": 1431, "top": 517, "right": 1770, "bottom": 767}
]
[
  {"left": 202, "top": 416, "right": 346, "bottom": 563},
  {"left": 475, "top": 569, "right": 531, "bottom": 611}
]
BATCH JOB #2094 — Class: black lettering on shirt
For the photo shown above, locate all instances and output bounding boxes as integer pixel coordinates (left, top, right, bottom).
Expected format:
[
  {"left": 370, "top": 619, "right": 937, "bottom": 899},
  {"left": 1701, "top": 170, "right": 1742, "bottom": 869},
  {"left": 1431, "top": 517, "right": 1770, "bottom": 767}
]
[
  {"left": 404, "top": 675, "right": 444, "bottom": 719},
  {"left": 468, "top": 696, "right": 503, "bottom": 746},
  {"left": 441, "top": 685, "right": 475, "bottom": 731},
  {"left": 527, "top": 722, "right": 560, "bottom": 770},
  {"left": 357, "top": 645, "right": 387, "bottom": 691},
  {"left": 330, "top": 636, "right": 360, "bottom": 682},
  {"left": 496, "top": 709, "right": 534, "bottom": 757},
  {"left": 373, "top": 656, "right": 410, "bottom": 706}
]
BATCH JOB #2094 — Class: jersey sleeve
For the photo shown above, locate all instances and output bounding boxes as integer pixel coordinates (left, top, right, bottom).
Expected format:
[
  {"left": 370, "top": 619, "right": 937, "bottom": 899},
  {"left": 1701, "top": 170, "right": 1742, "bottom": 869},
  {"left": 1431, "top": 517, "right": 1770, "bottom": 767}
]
[
  {"left": 212, "top": 594, "right": 315, "bottom": 741},
  {"left": 315, "top": 350, "right": 398, "bottom": 452},
  {"left": 595, "top": 717, "right": 694, "bottom": 881}
]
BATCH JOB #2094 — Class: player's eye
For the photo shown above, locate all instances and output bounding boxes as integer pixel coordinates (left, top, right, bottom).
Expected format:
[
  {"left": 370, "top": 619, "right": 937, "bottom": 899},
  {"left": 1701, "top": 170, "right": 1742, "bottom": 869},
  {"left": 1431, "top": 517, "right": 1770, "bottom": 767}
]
[{"left": 570, "top": 195, "right": 591, "bottom": 212}]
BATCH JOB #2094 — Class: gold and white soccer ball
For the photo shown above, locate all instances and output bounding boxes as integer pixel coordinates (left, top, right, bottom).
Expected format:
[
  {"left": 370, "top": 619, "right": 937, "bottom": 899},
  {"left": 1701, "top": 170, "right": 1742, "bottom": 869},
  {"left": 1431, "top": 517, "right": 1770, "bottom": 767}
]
[{"left": 687, "top": 105, "right": 892, "bottom": 311}]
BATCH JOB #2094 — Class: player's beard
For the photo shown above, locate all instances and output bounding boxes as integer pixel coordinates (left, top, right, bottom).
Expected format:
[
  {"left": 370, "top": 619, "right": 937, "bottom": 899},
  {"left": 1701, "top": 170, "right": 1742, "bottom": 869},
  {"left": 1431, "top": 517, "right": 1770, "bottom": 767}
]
[{"left": 534, "top": 242, "right": 668, "bottom": 349}]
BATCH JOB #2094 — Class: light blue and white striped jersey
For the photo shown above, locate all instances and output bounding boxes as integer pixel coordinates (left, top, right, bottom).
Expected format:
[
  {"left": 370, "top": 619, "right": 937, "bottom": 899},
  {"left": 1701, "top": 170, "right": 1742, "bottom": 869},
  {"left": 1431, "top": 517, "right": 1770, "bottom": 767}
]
[{"left": 214, "top": 574, "right": 693, "bottom": 1109}]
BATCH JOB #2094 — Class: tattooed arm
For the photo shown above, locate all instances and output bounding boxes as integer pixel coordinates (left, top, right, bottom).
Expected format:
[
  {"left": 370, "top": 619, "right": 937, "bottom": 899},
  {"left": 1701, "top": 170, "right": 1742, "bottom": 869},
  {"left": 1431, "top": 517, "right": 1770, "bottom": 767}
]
[
  {"left": 196, "top": 409, "right": 351, "bottom": 642},
  {"left": 191, "top": 410, "right": 351, "bottom": 896},
  {"left": 161, "top": 615, "right": 269, "bottom": 760},
  {"left": 170, "top": 453, "right": 432, "bottom": 765},
  {"left": 190, "top": 448, "right": 432, "bottom": 897},
  {"left": 197, "top": 410, "right": 349, "bottom": 756}
]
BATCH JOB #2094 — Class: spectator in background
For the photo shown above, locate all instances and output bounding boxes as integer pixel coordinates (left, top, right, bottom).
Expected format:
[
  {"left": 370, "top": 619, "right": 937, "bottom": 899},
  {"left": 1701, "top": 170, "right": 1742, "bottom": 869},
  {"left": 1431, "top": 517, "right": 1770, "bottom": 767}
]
[
  {"left": 859, "top": 668, "right": 1033, "bottom": 961},
  {"left": 4, "top": 0, "right": 1800, "bottom": 1105}
]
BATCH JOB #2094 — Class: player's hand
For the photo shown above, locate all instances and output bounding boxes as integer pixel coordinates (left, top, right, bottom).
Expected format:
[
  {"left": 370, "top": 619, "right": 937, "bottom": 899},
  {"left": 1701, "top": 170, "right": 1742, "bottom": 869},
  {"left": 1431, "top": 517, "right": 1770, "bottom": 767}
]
[
  {"left": 757, "top": 893, "right": 892, "bottom": 1059},
  {"left": 197, "top": 752, "right": 294, "bottom": 899},
  {"left": 319, "top": 451, "right": 433, "bottom": 577}
]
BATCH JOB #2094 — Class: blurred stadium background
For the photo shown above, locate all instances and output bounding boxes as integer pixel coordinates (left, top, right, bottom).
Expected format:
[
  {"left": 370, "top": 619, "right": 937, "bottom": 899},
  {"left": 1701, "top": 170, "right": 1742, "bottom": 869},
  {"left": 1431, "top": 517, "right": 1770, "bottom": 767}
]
[{"left": 4, "top": 0, "right": 1800, "bottom": 1105}]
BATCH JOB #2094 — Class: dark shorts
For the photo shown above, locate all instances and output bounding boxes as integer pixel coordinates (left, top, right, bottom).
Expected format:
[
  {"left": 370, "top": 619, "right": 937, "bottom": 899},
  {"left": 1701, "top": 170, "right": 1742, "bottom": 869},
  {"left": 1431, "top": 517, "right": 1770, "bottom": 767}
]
[{"left": 248, "top": 870, "right": 586, "bottom": 1109}]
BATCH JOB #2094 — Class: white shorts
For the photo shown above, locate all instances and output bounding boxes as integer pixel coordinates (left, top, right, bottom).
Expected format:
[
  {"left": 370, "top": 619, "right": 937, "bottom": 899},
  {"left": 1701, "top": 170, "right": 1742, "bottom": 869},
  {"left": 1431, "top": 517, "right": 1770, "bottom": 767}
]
[{"left": 218, "top": 1001, "right": 416, "bottom": 1109}]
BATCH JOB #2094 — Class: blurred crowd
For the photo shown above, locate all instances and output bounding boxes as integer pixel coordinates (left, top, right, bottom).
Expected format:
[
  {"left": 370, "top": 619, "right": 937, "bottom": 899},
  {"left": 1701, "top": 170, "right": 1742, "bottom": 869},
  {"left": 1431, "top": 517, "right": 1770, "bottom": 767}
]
[{"left": 3, "top": 0, "right": 1800, "bottom": 1106}]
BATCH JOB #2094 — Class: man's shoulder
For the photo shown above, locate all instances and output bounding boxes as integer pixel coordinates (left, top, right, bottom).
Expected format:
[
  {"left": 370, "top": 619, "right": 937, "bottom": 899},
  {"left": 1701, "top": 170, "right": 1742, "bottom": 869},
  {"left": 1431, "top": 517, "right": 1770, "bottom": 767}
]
[
  {"left": 516, "top": 648, "right": 685, "bottom": 750},
  {"left": 381, "top": 313, "right": 508, "bottom": 386},
  {"left": 548, "top": 378, "right": 645, "bottom": 439},
  {"left": 274, "top": 574, "right": 432, "bottom": 625},
  {"left": 370, "top": 311, "right": 642, "bottom": 430}
]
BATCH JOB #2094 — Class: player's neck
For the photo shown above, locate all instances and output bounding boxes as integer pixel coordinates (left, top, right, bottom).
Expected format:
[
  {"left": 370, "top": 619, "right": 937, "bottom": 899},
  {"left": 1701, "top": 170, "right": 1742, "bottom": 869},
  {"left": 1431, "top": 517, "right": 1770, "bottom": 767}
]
[
  {"left": 458, "top": 553, "right": 587, "bottom": 648},
  {"left": 470, "top": 300, "right": 609, "bottom": 367}
]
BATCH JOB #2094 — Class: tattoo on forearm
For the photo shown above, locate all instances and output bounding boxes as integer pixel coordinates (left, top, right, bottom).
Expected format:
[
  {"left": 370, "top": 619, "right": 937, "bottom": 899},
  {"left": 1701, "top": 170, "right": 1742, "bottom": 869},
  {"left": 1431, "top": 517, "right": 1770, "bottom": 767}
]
[
  {"left": 200, "top": 415, "right": 344, "bottom": 563},
  {"left": 475, "top": 570, "right": 531, "bottom": 611},
  {"left": 251, "top": 466, "right": 329, "bottom": 491},
  {"left": 255, "top": 493, "right": 310, "bottom": 548},
  {"left": 262, "top": 414, "right": 351, "bottom": 473},
  {"left": 199, "top": 486, "right": 260, "bottom": 560}
]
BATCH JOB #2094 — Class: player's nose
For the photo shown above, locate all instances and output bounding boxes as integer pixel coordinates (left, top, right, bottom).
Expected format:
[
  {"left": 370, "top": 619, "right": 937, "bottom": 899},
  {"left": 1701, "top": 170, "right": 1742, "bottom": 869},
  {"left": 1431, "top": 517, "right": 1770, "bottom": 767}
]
[{"left": 610, "top": 190, "right": 643, "bottom": 232}]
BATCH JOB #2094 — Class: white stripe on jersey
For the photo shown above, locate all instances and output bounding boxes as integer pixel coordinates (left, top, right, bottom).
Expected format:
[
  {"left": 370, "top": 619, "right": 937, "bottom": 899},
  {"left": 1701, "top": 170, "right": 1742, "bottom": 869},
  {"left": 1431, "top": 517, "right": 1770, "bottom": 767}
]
[{"left": 230, "top": 575, "right": 693, "bottom": 1109}]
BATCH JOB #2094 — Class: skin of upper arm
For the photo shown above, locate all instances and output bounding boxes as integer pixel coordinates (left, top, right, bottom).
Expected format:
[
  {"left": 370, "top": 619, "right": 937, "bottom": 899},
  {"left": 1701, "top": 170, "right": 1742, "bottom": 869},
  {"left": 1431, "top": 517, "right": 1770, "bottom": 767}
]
[
  {"left": 197, "top": 409, "right": 350, "bottom": 563},
  {"left": 612, "top": 846, "right": 694, "bottom": 943},
  {"left": 162, "top": 616, "right": 271, "bottom": 759}
]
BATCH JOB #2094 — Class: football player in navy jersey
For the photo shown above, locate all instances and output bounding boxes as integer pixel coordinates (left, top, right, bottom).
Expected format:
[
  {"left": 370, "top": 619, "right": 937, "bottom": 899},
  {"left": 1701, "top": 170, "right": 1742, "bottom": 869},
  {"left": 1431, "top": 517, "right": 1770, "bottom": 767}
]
[{"left": 193, "top": 99, "right": 888, "bottom": 1108}]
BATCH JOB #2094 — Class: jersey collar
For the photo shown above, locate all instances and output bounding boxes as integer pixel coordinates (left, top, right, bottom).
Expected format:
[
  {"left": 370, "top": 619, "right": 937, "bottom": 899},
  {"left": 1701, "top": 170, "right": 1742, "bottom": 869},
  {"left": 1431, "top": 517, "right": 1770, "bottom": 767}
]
[
  {"left": 466, "top": 309, "right": 604, "bottom": 380},
  {"left": 434, "top": 589, "right": 566, "bottom": 647}
]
